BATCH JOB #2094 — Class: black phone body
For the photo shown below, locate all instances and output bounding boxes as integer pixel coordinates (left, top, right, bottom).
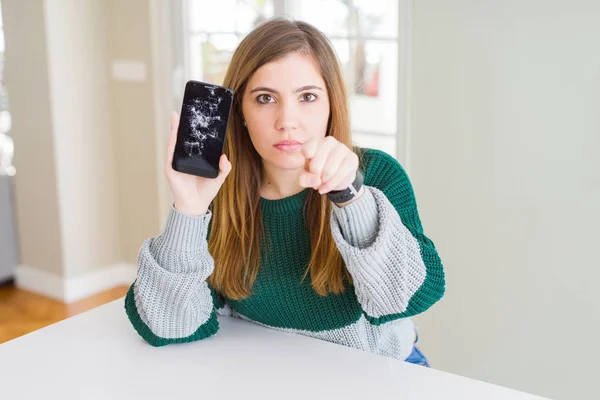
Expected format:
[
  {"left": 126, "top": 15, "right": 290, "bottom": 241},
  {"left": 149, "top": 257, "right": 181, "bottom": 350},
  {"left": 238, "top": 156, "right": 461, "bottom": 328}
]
[{"left": 172, "top": 80, "right": 234, "bottom": 178}]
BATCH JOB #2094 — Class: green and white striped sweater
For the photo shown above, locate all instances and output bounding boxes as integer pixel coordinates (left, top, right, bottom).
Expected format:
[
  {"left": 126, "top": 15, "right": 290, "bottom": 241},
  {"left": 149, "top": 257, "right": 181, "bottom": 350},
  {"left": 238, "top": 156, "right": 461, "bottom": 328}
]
[{"left": 124, "top": 149, "right": 445, "bottom": 361}]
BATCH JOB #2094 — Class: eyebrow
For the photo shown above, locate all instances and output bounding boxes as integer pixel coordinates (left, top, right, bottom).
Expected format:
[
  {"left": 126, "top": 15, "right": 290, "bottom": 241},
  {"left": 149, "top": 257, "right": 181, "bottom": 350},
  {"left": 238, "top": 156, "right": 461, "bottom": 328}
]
[{"left": 249, "top": 85, "right": 324, "bottom": 94}]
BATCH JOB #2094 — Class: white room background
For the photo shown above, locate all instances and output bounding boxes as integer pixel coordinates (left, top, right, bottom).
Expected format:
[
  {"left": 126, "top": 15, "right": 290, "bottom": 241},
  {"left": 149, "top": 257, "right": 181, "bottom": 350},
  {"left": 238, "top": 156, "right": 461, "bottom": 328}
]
[
  {"left": 163, "top": 1, "right": 600, "bottom": 399},
  {"left": 171, "top": 0, "right": 411, "bottom": 162}
]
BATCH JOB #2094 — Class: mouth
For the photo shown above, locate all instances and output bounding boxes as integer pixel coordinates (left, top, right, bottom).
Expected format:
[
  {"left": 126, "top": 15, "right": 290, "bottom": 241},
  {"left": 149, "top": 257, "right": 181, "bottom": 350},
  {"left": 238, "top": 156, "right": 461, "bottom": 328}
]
[{"left": 273, "top": 140, "right": 303, "bottom": 152}]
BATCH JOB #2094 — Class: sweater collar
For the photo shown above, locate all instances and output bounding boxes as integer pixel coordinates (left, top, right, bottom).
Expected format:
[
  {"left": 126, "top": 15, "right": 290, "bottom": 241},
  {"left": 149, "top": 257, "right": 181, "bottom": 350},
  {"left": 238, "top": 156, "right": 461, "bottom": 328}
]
[{"left": 260, "top": 188, "right": 310, "bottom": 214}]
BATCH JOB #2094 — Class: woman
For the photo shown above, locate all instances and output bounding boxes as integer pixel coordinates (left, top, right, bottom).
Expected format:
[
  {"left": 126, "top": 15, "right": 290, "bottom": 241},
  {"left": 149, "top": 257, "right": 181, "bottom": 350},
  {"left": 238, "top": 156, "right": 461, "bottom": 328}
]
[{"left": 125, "top": 18, "right": 445, "bottom": 367}]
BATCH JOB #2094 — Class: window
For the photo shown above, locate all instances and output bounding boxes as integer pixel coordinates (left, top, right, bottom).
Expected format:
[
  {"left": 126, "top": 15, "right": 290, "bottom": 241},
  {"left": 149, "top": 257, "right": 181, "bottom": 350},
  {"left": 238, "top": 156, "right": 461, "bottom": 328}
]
[
  {"left": 177, "top": 0, "right": 407, "bottom": 159},
  {"left": 292, "top": 0, "right": 401, "bottom": 157},
  {"left": 0, "top": 0, "right": 10, "bottom": 132},
  {"left": 0, "top": 0, "right": 15, "bottom": 177},
  {"left": 184, "top": 0, "right": 275, "bottom": 86}
]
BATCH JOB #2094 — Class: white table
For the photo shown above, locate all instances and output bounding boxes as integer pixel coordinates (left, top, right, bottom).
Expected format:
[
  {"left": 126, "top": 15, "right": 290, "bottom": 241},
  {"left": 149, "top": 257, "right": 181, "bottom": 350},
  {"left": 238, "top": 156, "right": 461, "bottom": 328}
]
[{"left": 0, "top": 298, "right": 548, "bottom": 400}]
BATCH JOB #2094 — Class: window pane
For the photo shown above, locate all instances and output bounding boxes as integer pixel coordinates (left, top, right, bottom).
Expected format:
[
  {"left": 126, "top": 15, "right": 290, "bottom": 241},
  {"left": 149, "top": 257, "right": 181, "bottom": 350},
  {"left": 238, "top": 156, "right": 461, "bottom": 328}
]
[
  {"left": 188, "top": 0, "right": 274, "bottom": 33},
  {"left": 292, "top": 0, "right": 350, "bottom": 37},
  {"left": 352, "top": 132, "right": 396, "bottom": 159},
  {"left": 293, "top": 0, "right": 398, "bottom": 39},
  {"left": 188, "top": 33, "right": 241, "bottom": 85},
  {"left": 351, "top": 0, "right": 399, "bottom": 38},
  {"left": 330, "top": 38, "right": 351, "bottom": 75},
  {"left": 332, "top": 39, "right": 398, "bottom": 135}
]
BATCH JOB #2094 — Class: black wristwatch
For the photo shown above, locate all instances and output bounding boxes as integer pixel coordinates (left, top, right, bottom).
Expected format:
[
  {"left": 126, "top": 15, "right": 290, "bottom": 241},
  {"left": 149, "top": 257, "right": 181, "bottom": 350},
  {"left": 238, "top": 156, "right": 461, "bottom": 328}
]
[{"left": 326, "top": 169, "right": 364, "bottom": 204}]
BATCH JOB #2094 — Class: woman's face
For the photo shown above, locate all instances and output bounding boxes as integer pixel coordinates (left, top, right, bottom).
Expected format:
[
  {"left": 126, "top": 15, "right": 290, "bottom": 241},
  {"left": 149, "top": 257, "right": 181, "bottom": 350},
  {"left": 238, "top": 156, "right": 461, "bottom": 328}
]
[{"left": 242, "top": 52, "right": 330, "bottom": 171}]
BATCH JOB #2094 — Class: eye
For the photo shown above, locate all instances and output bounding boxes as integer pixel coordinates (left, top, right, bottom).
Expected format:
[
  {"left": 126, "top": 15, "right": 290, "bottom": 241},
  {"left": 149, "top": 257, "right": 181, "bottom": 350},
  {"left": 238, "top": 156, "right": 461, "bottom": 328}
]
[
  {"left": 300, "top": 93, "right": 318, "bottom": 102},
  {"left": 256, "top": 94, "right": 275, "bottom": 104}
]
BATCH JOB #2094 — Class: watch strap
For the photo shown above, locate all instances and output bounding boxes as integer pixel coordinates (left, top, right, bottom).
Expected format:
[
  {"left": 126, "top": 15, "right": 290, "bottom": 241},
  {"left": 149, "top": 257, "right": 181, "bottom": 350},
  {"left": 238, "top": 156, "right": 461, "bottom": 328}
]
[{"left": 326, "top": 169, "right": 364, "bottom": 204}]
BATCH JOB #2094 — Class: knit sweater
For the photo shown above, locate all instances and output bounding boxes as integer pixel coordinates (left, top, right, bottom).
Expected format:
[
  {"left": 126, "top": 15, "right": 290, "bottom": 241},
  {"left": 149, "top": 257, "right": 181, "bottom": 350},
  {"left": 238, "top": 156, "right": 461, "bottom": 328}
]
[{"left": 124, "top": 148, "right": 445, "bottom": 361}]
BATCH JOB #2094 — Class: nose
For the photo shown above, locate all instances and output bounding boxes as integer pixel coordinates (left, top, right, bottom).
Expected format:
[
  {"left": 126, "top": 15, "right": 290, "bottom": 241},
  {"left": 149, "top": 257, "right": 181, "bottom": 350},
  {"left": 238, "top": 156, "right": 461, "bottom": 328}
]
[{"left": 275, "top": 100, "right": 299, "bottom": 132}]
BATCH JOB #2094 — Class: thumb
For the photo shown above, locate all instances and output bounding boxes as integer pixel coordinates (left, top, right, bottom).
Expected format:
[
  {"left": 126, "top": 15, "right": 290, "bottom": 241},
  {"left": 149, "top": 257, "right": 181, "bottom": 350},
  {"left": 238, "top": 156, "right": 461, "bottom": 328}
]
[{"left": 215, "top": 154, "right": 232, "bottom": 183}]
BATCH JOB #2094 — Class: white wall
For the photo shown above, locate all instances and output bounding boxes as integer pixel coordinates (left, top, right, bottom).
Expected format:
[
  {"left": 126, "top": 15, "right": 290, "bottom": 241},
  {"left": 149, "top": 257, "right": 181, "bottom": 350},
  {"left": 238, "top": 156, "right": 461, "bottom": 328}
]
[
  {"left": 3, "top": 0, "right": 162, "bottom": 301},
  {"left": 3, "top": 0, "right": 65, "bottom": 276},
  {"left": 105, "top": 0, "right": 162, "bottom": 263},
  {"left": 410, "top": 1, "right": 600, "bottom": 399},
  {"left": 43, "top": 0, "right": 121, "bottom": 277}
]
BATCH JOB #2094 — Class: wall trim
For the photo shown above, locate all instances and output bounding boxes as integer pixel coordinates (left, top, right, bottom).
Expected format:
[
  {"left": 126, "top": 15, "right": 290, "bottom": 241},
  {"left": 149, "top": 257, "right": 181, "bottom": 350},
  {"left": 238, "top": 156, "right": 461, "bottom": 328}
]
[
  {"left": 15, "top": 263, "right": 137, "bottom": 304},
  {"left": 149, "top": 0, "right": 175, "bottom": 229},
  {"left": 398, "top": 0, "right": 414, "bottom": 171}
]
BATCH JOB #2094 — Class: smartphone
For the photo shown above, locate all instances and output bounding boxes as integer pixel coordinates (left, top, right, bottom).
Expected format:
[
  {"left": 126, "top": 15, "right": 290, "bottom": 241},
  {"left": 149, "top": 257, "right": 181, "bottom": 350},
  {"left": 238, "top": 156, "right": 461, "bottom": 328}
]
[{"left": 172, "top": 80, "right": 234, "bottom": 178}]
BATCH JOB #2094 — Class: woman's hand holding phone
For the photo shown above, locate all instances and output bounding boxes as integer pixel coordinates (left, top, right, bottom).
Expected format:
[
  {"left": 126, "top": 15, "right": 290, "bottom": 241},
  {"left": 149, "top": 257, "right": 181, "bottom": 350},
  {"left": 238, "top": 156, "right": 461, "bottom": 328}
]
[{"left": 165, "top": 112, "right": 232, "bottom": 216}]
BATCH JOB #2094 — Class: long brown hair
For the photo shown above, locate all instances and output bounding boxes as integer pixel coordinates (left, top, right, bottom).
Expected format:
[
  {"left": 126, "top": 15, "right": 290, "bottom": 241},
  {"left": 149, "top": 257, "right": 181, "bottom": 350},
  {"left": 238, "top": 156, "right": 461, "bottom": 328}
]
[{"left": 208, "top": 18, "right": 358, "bottom": 300}]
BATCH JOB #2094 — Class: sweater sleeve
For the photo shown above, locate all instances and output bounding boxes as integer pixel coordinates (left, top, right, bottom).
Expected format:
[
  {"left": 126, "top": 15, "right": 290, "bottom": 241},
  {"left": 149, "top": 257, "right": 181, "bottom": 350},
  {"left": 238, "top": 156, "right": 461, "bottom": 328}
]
[
  {"left": 124, "top": 206, "right": 229, "bottom": 346},
  {"left": 330, "top": 151, "right": 445, "bottom": 325}
]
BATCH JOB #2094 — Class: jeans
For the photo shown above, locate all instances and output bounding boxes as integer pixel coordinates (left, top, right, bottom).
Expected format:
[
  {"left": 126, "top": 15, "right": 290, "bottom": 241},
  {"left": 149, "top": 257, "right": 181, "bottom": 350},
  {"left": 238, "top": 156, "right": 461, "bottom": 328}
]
[{"left": 404, "top": 331, "right": 430, "bottom": 367}]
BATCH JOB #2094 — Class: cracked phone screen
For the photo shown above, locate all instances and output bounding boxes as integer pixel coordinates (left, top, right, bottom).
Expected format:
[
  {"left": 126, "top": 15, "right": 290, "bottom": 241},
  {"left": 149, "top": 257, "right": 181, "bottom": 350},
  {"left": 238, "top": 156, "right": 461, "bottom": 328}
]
[{"left": 173, "top": 81, "right": 234, "bottom": 178}]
